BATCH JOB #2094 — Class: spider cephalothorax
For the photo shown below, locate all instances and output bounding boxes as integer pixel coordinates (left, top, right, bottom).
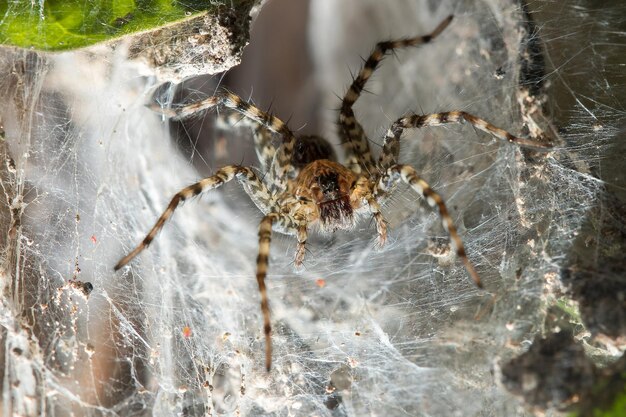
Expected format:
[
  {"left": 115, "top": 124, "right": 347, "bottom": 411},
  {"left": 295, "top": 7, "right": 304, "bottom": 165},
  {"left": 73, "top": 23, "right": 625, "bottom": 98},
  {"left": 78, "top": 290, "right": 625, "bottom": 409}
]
[
  {"left": 115, "top": 14, "right": 551, "bottom": 371},
  {"left": 295, "top": 159, "right": 360, "bottom": 232}
]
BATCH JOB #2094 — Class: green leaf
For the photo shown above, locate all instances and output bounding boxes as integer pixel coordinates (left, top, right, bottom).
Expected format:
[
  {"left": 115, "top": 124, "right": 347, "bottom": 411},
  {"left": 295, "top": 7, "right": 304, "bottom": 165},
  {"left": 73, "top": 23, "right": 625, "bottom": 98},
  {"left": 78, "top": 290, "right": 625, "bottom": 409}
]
[{"left": 0, "top": 0, "right": 225, "bottom": 51}]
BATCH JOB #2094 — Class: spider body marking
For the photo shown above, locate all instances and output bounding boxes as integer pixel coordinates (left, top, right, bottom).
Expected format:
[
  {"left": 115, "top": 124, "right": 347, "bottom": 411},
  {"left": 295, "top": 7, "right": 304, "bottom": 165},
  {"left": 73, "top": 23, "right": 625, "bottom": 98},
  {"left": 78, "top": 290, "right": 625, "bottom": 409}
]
[{"left": 115, "top": 14, "right": 552, "bottom": 371}]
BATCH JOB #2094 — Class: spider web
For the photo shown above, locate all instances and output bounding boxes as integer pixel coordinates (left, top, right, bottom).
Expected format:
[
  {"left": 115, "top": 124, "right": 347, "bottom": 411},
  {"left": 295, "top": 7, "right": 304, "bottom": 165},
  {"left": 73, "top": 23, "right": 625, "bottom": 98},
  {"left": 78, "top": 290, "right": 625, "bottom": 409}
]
[{"left": 0, "top": 0, "right": 624, "bottom": 416}]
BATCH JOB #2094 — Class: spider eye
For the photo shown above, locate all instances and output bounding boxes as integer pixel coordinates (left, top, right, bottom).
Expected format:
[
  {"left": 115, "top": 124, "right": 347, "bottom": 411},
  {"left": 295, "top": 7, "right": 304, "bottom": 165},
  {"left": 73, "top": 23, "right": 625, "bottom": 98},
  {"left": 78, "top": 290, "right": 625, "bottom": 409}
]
[{"left": 317, "top": 172, "right": 340, "bottom": 194}]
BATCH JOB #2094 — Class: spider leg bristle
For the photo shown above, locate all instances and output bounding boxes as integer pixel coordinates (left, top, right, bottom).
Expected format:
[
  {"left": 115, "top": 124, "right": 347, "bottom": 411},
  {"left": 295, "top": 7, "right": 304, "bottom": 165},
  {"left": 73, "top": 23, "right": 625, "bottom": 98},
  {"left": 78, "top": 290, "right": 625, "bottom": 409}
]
[
  {"left": 360, "top": 86, "right": 376, "bottom": 96},
  {"left": 346, "top": 65, "right": 356, "bottom": 82},
  {"left": 267, "top": 96, "right": 276, "bottom": 112},
  {"left": 285, "top": 113, "right": 295, "bottom": 127}
]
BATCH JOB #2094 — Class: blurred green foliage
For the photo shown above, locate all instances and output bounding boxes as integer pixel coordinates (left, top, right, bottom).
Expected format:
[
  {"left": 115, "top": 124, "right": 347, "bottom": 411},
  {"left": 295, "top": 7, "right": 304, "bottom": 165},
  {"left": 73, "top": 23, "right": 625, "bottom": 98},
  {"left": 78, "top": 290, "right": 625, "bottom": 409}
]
[{"left": 0, "top": 0, "right": 222, "bottom": 51}]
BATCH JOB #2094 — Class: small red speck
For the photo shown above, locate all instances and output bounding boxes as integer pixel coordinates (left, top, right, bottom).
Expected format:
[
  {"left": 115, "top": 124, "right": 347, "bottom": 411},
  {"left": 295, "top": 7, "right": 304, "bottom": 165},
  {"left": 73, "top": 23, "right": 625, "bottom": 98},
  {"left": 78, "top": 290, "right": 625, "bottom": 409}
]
[
  {"left": 90, "top": 235, "right": 97, "bottom": 244},
  {"left": 316, "top": 279, "right": 326, "bottom": 288},
  {"left": 182, "top": 326, "right": 192, "bottom": 338}
]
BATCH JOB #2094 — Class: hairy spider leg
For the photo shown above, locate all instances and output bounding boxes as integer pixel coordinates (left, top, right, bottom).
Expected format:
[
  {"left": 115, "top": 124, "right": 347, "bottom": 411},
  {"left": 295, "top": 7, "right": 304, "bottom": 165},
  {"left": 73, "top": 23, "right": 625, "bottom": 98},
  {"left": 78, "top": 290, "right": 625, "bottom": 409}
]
[
  {"left": 256, "top": 214, "right": 275, "bottom": 372},
  {"left": 114, "top": 165, "right": 271, "bottom": 270},
  {"left": 216, "top": 111, "right": 277, "bottom": 172},
  {"left": 339, "top": 15, "right": 454, "bottom": 175},
  {"left": 376, "top": 164, "right": 482, "bottom": 288},
  {"left": 152, "top": 90, "right": 296, "bottom": 192},
  {"left": 294, "top": 224, "right": 308, "bottom": 270},
  {"left": 255, "top": 212, "right": 305, "bottom": 371},
  {"left": 366, "top": 195, "right": 388, "bottom": 246},
  {"left": 378, "top": 111, "right": 554, "bottom": 168}
]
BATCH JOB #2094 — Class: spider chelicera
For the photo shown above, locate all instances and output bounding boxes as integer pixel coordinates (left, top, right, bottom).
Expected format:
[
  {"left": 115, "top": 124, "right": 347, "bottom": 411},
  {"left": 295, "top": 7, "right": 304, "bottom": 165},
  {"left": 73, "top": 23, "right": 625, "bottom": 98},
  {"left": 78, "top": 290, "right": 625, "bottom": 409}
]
[{"left": 115, "top": 15, "right": 551, "bottom": 371}]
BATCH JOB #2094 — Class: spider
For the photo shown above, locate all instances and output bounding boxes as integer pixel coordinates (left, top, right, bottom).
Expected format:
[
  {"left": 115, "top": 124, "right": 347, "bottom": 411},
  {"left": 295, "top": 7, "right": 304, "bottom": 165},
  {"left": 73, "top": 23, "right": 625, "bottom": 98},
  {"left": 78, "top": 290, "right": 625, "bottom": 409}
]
[{"left": 114, "top": 15, "right": 551, "bottom": 371}]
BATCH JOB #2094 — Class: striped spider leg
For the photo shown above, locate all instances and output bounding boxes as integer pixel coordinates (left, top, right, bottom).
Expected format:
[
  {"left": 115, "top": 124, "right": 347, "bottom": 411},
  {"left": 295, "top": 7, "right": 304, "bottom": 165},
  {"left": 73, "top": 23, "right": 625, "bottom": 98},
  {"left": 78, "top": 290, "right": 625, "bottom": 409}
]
[
  {"left": 378, "top": 111, "right": 553, "bottom": 169},
  {"left": 374, "top": 165, "right": 483, "bottom": 287},
  {"left": 151, "top": 90, "right": 299, "bottom": 193},
  {"left": 338, "top": 15, "right": 455, "bottom": 175},
  {"left": 114, "top": 165, "right": 273, "bottom": 271}
]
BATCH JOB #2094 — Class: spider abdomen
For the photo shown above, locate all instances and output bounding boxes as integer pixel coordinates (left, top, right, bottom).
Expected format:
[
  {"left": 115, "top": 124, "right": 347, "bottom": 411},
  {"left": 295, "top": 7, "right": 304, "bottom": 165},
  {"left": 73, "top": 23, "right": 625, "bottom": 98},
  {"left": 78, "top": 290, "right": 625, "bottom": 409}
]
[{"left": 292, "top": 135, "right": 337, "bottom": 168}]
